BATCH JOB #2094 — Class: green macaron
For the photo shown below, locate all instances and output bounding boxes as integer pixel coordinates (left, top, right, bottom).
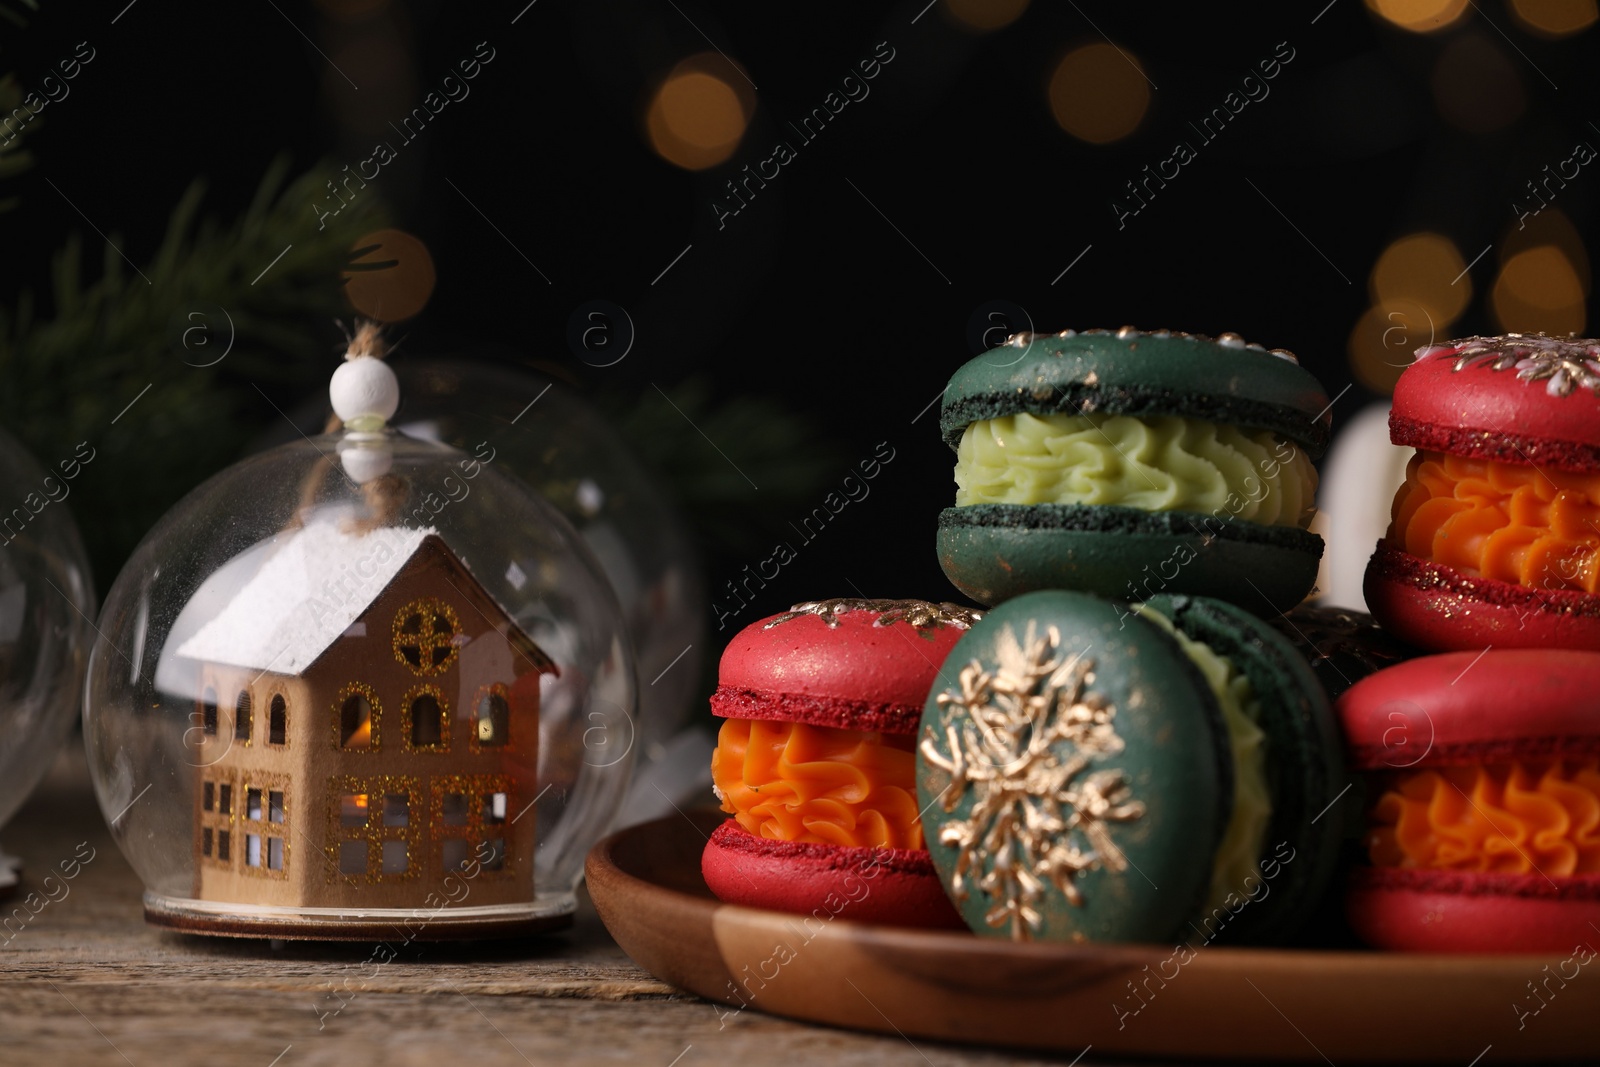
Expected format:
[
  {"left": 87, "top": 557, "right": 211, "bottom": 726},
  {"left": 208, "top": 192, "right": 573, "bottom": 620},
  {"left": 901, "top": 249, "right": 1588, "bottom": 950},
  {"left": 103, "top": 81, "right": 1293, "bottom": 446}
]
[
  {"left": 936, "top": 328, "right": 1332, "bottom": 614},
  {"left": 915, "top": 590, "right": 1345, "bottom": 946}
]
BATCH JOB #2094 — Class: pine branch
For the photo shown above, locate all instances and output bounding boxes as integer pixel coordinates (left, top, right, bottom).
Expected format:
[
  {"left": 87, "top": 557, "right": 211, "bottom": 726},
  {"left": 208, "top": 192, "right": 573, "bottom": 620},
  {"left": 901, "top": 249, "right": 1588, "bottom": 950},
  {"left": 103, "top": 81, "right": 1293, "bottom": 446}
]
[{"left": 0, "top": 156, "right": 386, "bottom": 584}]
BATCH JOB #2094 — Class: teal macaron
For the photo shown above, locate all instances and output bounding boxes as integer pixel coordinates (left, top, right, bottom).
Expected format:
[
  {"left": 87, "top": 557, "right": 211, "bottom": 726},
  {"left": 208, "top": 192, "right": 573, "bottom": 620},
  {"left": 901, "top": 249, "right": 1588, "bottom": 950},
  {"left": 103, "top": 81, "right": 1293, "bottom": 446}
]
[
  {"left": 915, "top": 590, "right": 1345, "bottom": 945},
  {"left": 936, "top": 328, "right": 1332, "bottom": 614}
]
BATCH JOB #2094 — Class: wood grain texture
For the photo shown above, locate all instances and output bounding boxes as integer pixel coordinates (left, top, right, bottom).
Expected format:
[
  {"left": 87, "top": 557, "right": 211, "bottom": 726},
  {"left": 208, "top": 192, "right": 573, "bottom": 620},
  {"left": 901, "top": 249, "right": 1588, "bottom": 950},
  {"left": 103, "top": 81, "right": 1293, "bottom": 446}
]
[
  {"left": 590, "top": 811, "right": 1600, "bottom": 1064},
  {"left": 0, "top": 746, "right": 1057, "bottom": 1066}
]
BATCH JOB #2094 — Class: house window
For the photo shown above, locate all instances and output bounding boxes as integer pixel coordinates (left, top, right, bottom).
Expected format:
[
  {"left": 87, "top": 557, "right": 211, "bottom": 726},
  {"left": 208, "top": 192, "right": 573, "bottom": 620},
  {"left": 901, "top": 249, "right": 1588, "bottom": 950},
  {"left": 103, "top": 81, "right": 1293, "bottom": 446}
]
[
  {"left": 340, "top": 793, "right": 368, "bottom": 830},
  {"left": 234, "top": 690, "right": 252, "bottom": 743},
  {"left": 200, "top": 687, "right": 218, "bottom": 737},
  {"left": 472, "top": 685, "right": 511, "bottom": 749},
  {"left": 327, "top": 775, "right": 420, "bottom": 883},
  {"left": 403, "top": 684, "right": 449, "bottom": 751},
  {"left": 238, "top": 773, "right": 289, "bottom": 879},
  {"left": 268, "top": 695, "right": 287, "bottom": 745},
  {"left": 382, "top": 840, "right": 409, "bottom": 874},
  {"left": 392, "top": 597, "right": 461, "bottom": 677},
  {"left": 334, "top": 683, "right": 380, "bottom": 750},
  {"left": 430, "top": 775, "right": 514, "bottom": 876},
  {"left": 382, "top": 793, "right": 409, "bottom": 827},
  {"left": 199, "top": 773, "right": 234, "bottom": 870}
]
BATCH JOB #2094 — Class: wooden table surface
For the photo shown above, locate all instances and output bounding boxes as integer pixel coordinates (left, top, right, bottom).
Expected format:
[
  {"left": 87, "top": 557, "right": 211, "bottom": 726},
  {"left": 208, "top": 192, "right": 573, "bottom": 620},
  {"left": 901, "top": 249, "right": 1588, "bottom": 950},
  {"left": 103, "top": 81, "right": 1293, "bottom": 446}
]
[{"left": 0, "top": 746, "right": 1078, "bottom": 1067}]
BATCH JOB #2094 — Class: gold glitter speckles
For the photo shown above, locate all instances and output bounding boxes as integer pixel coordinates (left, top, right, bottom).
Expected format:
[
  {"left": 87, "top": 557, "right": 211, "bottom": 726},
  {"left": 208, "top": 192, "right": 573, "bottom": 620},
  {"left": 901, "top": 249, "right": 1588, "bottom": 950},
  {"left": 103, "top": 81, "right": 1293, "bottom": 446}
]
[
  {"left": 469, "top": 683, "right": 513, "bottom": 751},
  {"left": 400, "top": 682, "right": 450, "bottom": 753},
  {"left": 429, "top": 774, "right": 515, "bottom": 878},
  {"left": 331, "top": 681, "right": 382, "bottom": 751},
  {"left": 325, "top": 774, "right": 423, "bottom": 884},
  {"left": 999, "top": 328, "right": 1294, "bottom": 362},
  {"left": 393, "top": 596, "right": 462, "bottom": 677},
  {"left": 764, "top": 598, "right": 982, "bottom": 631},
  {"left": 921, "top": 622, "right": 1144, "bottom": 941},
  {"left": 237, "top": 771, "right": 291, "bottom": 880}
]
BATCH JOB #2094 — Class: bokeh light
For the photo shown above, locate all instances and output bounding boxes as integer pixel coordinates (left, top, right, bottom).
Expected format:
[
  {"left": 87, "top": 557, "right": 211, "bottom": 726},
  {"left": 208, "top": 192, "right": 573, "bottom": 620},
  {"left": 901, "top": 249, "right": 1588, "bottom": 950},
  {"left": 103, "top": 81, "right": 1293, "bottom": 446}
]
[
  {"left": 1492, "top": 246, "right": 1587, "bottom": 336},
  {"left": 1370, "top": 232, "right": 1470, "bottom": 324},
  {"left": 646, "top": 54, "right": 754, "bottom": 171},
  {"left": 944, "top": 0, "right": 1030, "bottom": 32},
  {"left": 1349, "top": 299, "right": 1439, "bottom": 393},
  {"left": 1510, "top": 0, "right": 1598, "bottom": 37},
  {"left": 1365, "top": 0, "right": 1470, "bottom": 32},
  {"left": 1431, "top": 35, "right": 1525, "bottom": 134},
  {"left": 1048, "top": 43, "right": 1151, "bottom": 145},
  {"left": 1503, "top": 207, "right": 1591, "bottom": 295},
  {"left": 344, "top": 229, "right": 436, "bottom": 323}
]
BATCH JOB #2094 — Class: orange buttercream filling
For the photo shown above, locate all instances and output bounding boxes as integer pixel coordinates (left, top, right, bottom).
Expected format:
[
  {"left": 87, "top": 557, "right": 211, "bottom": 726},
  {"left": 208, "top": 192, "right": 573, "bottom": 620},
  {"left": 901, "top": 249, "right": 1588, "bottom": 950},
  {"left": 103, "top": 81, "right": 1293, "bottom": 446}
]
[
  {"left": 711, "top": 718, "right": 924, "bottom": 849},
  {"left": 1368, "top": 760, "right": 1600, "bottom": 876},
  {"left": 1387, "top": 450, "right": 1600, "bottom": 593}
]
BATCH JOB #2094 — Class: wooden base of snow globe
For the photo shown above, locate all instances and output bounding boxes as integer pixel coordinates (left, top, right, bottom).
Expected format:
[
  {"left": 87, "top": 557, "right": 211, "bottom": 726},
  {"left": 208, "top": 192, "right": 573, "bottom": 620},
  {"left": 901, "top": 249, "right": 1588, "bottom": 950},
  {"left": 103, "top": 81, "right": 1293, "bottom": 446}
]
[{"left": 143, "top": 891, "right": 575, "bottom": 941}]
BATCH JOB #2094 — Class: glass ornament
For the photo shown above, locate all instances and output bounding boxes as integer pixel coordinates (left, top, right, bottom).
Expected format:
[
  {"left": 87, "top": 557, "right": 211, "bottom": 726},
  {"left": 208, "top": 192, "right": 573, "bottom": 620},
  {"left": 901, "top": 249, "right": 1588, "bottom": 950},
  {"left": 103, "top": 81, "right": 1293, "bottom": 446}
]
[
  {"left": 0, "top": 426, "right": 95, "bottom": 888},
  {"left": 389, "top": 360, "right": 706, "bottom": 758},
  {"left": 84, "top": 331, "right": 636, "bottom": 938}
]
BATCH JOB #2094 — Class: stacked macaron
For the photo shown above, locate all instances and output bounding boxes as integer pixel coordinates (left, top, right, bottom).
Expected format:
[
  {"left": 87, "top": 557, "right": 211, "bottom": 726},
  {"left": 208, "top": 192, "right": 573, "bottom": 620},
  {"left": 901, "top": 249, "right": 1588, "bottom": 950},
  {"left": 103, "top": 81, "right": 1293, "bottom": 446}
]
[
  {"left": 701, "top": 599, "right": 975, "bottom": 928},
  {"left": 695, "top": 329, "right": 1600, "bottom": 957},
  {"left": 937, "top": 328, "right": 1332, "bottom": 615},
  {"left": 1339, "top": 333, "right": 1600, "bottom": 951},
  {"left": 1366, "top": 334, "right": 1600, "bottom": 650},
  {"left": 1338, "top": 650, "right": 1600, "bottom": 952}
]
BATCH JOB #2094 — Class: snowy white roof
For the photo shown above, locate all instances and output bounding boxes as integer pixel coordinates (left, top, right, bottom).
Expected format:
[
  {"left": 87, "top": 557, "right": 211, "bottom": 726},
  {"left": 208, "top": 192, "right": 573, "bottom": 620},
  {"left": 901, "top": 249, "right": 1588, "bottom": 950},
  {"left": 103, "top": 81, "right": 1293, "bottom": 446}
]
[{"left": 174, "top": 522, "right": 437, "bottom": 675}]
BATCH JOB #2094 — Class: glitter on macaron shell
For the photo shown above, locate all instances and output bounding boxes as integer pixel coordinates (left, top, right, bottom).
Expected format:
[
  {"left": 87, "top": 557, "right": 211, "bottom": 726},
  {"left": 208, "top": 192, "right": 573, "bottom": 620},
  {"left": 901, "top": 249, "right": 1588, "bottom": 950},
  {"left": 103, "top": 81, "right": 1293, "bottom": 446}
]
[
  {"left": 999, "top": 327, "right": 1300, "bottom": 364},
  {"left": 1416, "top": 333, "right": 1600, "bottom": 398},
  {"left": 761, "top": 598, "right": 982, "bottom": 630}
]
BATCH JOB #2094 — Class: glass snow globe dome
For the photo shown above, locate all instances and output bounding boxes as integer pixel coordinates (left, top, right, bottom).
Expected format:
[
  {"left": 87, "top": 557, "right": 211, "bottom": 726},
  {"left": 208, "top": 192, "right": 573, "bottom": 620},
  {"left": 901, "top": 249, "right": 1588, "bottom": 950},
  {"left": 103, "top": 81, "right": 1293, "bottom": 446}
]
[
  {"left": 0, "top": 425, "right": 94, "bottom": 883},
  {"left": 84, "top": 329, "right": 636, "bottom": 939}
]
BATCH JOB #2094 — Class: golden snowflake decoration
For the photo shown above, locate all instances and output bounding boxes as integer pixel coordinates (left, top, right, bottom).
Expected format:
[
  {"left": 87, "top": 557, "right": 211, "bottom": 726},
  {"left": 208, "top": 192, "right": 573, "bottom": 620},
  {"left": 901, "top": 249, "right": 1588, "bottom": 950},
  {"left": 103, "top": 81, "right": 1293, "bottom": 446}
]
[
  {"left": 920, "top": 622, "right": 1145, "bottom": 941},
  {"left": 1446, "top": 333, "right": 1600, "bottom": 398},
  {"left": 763, "top": 598, "right": 981, "bottom": 630}
]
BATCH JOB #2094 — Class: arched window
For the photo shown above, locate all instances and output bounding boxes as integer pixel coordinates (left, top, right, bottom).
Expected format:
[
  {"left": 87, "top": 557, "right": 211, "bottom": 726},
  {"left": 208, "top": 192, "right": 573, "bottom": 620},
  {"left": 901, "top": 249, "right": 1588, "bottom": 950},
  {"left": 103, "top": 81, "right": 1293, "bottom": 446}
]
[
  {"left": 268, "top": 695, "right": 287, "bottom": 745},
  {"left": 234, "top": 690, "right": 252, "bottom": 742},
  {"left": 336, "top": 685, "right": 379, "bottom": 749},
  {"left": 404, "top": 685, "right": 448, "bottom": 751},
  {"left": 473, "top": 685, "right": 511, "bottom": 748}
]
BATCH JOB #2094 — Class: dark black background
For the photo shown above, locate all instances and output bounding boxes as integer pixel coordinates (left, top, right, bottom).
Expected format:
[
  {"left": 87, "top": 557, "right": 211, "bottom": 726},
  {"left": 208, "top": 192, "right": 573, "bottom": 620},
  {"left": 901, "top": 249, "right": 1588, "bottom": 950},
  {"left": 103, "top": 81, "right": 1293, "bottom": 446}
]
[{"left": 4, "top": 0, "right": 1597, "bottom": 655}]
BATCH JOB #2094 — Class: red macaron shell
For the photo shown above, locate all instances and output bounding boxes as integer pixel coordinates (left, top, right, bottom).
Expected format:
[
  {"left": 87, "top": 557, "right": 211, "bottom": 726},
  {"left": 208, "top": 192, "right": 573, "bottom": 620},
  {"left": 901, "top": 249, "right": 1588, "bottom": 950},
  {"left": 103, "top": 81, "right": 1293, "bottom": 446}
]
[
  {"left": 711, "top": 603, "right": 975, "bottom": 734},
  {"left": 701, "top": 821, "right": 965, "bottom": 929},
  {"left": 1392, "top": 338, "right": 1600, "bottom": 473},
  {"left": 1364, "top": 544, "right": 1600, "bottom": 654},
  {"left": 1346, "top": 867, "right": 1600, "bottom": 953},
  {"left": 1337, "top": 646, "right": 1600, "bottom": 769}
]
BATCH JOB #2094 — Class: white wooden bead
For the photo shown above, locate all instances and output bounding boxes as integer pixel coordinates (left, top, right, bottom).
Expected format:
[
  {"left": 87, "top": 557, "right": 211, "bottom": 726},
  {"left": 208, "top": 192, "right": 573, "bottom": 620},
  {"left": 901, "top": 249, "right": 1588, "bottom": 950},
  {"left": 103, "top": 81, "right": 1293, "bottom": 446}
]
[{"left": 330, "top": 357, "right": 399, "bottom": 426}]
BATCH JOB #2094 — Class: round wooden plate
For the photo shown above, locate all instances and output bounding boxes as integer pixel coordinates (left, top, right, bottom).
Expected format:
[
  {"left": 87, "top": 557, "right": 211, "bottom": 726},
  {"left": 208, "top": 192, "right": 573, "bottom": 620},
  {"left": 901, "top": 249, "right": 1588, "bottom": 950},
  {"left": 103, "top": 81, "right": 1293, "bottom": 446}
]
[{"left": 587, "top": 811, "right": 1599, "bottom": 1062}]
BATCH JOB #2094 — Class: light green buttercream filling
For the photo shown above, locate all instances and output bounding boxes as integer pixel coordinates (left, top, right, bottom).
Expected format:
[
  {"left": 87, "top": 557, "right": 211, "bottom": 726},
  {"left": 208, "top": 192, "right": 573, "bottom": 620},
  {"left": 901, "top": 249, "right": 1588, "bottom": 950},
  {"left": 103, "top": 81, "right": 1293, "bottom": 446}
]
[
  {"left": 954, "top": 412, "right": 1317, "bottom": 528},
  {"left": 1137, "top": 606, "right": 1272, "bottom": 921}
]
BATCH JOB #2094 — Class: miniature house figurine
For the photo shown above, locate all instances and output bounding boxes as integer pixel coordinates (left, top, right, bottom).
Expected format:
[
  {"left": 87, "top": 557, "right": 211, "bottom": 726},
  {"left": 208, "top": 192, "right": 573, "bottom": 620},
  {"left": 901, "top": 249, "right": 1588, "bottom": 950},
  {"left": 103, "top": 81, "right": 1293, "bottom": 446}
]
[
  {"left": 172, "top": 522, "right": 555, "bottom": 925},
  {"left": 86, "top": 323, "right": 636, "bottom": 940}
]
